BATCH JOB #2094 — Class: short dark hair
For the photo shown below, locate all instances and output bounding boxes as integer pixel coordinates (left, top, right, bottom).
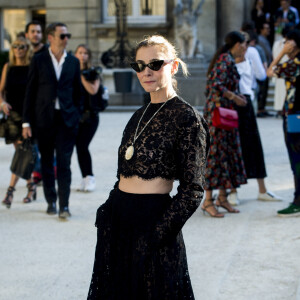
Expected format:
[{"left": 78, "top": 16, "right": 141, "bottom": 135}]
[
  {"left": 247, "top": 30, "right": 258, "bottom": 43},
  {"left": 25, "top": 20, "right": 42, "bottom": 33},
  {"left": 257, "top": 22, "right": 269, "bottom": 33},
  {"left": 286, "top": 29, "right": 300, "bottom": 48},
  {"left": 241, "top": 21, "right": 255, "bottom": 32},
  {"left": 45, "top": 22, "right": 67, "bottom": 36}
]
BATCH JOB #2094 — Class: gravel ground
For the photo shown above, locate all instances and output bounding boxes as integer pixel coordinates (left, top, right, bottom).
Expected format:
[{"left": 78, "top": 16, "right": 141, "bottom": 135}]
[{"left": 0, "top": 112, "right": 299, "bottom": 300}]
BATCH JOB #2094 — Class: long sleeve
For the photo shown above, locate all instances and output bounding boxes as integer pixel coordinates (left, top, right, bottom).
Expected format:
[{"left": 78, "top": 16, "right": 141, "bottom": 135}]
[
  {"left": 153, "top": 109, "right": 209, "bottom": 247},
  {"left": 274, "top": 57, "right": 300, "bottom": 80},
  {"left": 209, "top": 54, "right": 231, "bottom": 98},
  {"left": 246, "top": 46, "right": 266, "bottom": 82},
  {"left": 72, "top": 57, "right": 84, "bottom": 114},
  {"left": 23, "top": 55, "right": 38, "bottom": 125},
  {"left": 207, "top": 53, "right": 240, "bottom": 106}
]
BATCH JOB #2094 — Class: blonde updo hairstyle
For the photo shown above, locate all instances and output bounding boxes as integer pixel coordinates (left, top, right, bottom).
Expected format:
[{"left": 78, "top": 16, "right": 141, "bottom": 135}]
[
  {"left": 9, "top": 36, "right": 33, "bottom": 66},
  {"left": 134, "top": 35, "right": 189, "bottom": 91}
]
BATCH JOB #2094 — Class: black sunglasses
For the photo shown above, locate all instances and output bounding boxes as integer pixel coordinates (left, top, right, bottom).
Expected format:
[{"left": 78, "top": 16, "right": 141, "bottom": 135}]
[
  {"left": 130, "top": 59, "right": 173, "bottom": 73},
  {"left": 60, "top": 33, "right": 72, "bottom": 40},
  {"left": 12, "top": 44, "right": 26, "bottom": 50}
]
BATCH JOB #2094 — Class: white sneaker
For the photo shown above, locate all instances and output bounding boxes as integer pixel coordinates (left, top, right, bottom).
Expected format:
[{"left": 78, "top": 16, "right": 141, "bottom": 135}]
[
  {"left": 257, "top": 191, "right": 282, "bottom": 201},
  {"left": 84, "top": 176, "right": 95, "bottom": 192},
  {"left": 227, "top": 192, "right": 240, "bottom": 206},
  {"left": 76, "top": 178, "right": 85, "bottom": 192}
]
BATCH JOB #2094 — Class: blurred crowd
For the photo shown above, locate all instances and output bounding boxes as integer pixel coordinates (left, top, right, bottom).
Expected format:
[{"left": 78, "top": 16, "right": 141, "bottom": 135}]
[
  {"left": 202, "top": 0, "right": 300, "bottom": 218},
  {"left": 0, "top": 21, "right": 106, "bottom": 219}
]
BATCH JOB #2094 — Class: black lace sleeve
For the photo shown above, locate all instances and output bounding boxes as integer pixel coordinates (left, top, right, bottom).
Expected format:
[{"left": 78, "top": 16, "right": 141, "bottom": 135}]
[{"left": 153, "top": 108, "right": 209, "bottom": 247}]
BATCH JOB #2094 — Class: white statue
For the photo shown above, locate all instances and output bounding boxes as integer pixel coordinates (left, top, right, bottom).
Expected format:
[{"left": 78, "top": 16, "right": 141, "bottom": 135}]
[{"left": 174, "top": 0, "right": 205, "bottom": 59}]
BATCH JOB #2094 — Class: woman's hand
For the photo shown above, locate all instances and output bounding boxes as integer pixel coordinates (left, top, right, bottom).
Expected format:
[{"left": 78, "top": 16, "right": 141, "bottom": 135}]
[
  {"left": 22, "top": 127, "right": 32, "bottom": 139},
  {"left": 233, "top": 94, "right": 247, "bottom": 107},
  {"left": 0, "top": 101, "right": 11, "bottom": 115},
  {"left": 283, "top": 40, "right": 297, "bottom": 55}
]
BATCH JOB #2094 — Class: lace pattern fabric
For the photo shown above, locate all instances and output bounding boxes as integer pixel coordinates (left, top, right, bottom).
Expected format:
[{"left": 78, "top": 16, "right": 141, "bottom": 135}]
[{"left": 87, "top": 97, "right": 209, "bottom": 299}]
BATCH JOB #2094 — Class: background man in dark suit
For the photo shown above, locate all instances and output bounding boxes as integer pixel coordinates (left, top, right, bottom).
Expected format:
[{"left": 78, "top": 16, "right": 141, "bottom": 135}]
[
  {"left": 25, "top": 20, "right": 47, "bottom": 54},
  {"left": 22, "top": 22, "right": 82, "bottom": 219}
]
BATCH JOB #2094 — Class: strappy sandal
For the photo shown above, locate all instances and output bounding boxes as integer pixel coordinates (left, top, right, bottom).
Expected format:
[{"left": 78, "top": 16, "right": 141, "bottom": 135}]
[
  {"left": 216, "top": 196, "right": 240, "bottom": 213},
  {"left": 23, "top": 182, "right": 37, "bottom": 203},
  {"left": 2, "top": 186, "right": 15, "bottom": 209},
  {"left": 201, "top": 199, "right": 224, "bottom": 218}
]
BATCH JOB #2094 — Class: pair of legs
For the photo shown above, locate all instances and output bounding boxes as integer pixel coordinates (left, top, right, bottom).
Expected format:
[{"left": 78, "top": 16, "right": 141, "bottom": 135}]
[
  {"left": 76, "top": 114, "right": 99, "bottom": 178},
  {"left": 202, "top": 189, "right": 239, "bottom": 218},
  {"left": 284, "top": 121, "right": 300, "bottom": 205},
  {"left": 257, "top": 78, "right": 270, "bottom": 116},
  {"left": 231, "top": 178, "right": 267, "bottom": 194},
  {"left": 277, "top": 117, "right": 300, "bottom": 216},
  {"left": 2, "top": 140, "right": 36, "bottom": 208},
  {"left": 36, "top": 111, "right": 77, "bottom": 211}
]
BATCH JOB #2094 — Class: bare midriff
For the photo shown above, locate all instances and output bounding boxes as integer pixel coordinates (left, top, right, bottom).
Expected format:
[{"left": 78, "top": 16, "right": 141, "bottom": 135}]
[{"left": 119, "top": 175, "right": 173, "bottom": 194}]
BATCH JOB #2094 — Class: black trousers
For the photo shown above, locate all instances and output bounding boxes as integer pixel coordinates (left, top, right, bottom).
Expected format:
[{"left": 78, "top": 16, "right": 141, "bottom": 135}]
[
  {"left": 257, "top": 78, "right": 269, "bottom": 111},
  {"left": 283, "top": 115, "right": 300, "bottom": 205},
  {"left": 76, "top": 114, "right": 99, "bottom": 178},
  {"left": 235, "top": 95, "right": 267, "bottom": 179},
  {"left": 36, "top": 110, "right": 78, "bottom": 208}
]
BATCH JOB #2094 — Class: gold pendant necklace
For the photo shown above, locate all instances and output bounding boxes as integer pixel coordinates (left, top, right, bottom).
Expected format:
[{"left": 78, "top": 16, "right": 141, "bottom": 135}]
[{"left": 125, "top": 94, "right": 176, "bottom": 160}]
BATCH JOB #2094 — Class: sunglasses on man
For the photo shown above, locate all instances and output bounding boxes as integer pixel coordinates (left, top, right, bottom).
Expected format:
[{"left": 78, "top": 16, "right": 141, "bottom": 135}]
[
  {"left": 130, "top": 59, "right": 173, "bottom": 73},
  {"left": 60, "top": 33, "right": 72, "bottom": 40},
  {"left": 12, "top": 44, "right": 27, "bottom": 50}
]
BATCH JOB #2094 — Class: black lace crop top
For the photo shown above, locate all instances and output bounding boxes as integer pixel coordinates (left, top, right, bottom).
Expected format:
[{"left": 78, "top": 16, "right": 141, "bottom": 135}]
[{"left": 116, "top": 96, "right": 210, "bottom": 244}]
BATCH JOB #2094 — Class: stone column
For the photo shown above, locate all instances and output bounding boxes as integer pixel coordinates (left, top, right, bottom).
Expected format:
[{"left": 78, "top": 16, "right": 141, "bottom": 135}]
[{"left": 216, "top": 0, "right": 254, "bottom": 48}]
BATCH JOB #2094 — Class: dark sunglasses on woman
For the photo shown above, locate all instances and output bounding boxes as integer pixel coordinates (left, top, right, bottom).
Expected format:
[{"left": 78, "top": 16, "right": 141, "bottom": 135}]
[
  {"left": 12, "top": 44, "right": 27, "bottom": 50},
  {"left": 60, "top": 33, "right": 72, "bottom": 40},
  {"left": 130, "top": 59, "right": 173, "bottom": 73}
]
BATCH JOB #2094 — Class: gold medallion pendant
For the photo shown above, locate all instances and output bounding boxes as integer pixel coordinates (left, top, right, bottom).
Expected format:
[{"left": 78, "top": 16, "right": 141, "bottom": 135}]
[{"left": 125, "top": 145, "right": 134, "bottom": 160}]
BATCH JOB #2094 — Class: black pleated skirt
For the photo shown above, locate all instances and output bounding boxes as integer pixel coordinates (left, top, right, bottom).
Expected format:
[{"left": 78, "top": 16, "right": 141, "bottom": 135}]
[
  {"left": 87, "top": 188, "right": 195, "bottom": 300},
  {"left": 235, "top": 95, "right": 267, "bottom": 179}
]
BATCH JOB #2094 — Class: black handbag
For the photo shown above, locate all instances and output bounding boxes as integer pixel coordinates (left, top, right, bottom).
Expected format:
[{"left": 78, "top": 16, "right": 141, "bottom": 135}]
[
  {"left": 10, "top": 139, "right": 37, "bottom": 180},
  {"left": 0, "top": 114, "right": 7, "bottom": 138}
]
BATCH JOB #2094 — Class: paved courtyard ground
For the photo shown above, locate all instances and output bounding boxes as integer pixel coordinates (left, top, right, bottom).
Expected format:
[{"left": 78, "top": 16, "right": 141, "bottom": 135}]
[{"left": 0, "top": 112, "right": 299, "bottom": 300}]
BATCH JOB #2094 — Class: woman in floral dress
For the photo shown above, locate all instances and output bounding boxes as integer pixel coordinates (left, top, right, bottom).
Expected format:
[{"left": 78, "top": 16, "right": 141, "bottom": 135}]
[
  {"left": 202, "top": 31, "right": 248, "bottom": 218},
  {"left": 267, "top": 29, "right": 300, "bottom": 217}
]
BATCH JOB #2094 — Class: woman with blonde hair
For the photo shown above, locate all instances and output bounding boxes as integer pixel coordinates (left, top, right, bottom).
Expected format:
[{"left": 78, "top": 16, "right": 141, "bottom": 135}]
[
  {"left": 0, "top": 36, "right": 35, "bottom": 208},
  {"left": 87, "top": 35, "right": 209, "bottom": 299}
]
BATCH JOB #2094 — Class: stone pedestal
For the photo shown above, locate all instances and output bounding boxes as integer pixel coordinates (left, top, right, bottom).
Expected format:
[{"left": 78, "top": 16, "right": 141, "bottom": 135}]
[
  {"left": 176, "top": 59, "right": 208, "bottom": 107},
  {"left": 102, "top": 61, "right": 208, "bottom": 107},
  {"left": 102, "top": 68, "right": 144, "bottom": 106}
]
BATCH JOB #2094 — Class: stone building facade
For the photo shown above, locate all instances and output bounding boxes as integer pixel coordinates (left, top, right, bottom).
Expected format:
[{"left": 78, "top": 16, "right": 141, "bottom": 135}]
[{"left": 0, "top": 0, "right": 257, "bottom": 106}]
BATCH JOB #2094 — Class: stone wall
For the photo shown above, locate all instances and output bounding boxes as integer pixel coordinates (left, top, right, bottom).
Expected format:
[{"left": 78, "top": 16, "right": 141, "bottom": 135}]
[{"left": 0, "top": 0, "right": 44, "bottom": 7}]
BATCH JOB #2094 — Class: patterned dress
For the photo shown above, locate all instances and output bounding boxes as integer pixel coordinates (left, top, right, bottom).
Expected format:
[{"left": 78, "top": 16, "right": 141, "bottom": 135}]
[{"left": 203, "top": 52, "right": 247, "bottom": 190}]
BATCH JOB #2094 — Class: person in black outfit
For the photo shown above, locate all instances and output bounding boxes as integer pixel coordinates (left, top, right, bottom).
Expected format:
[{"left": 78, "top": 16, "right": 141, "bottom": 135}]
[
  {"left": 25, "top": 20, "right": 48, "bottom": 185},
  {"left": 267, "top": 29, "right": 300, "bottom": 216},
  {"left": 87, "top": 35, "right": 209, "bottom": 300},
  {"left": 0, "top": 37, "right": 36, "bottom": 208},
  {"left": 74, "top": 44, "right": 101, "bottom": 192},
  {"left": 22, "top": 22, "right": 83, "bottom": 219},
  {"left": 251, "top": 0, "right": 271, "bottom": 32},
  {"left": 25, "top": 20, "right": 48, "bottom": 55}
]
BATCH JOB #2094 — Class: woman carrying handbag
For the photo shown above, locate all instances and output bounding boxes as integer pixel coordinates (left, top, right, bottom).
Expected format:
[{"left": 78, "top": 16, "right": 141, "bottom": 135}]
[
  {"left": 0, "top": 36, "right": 36, "bottom": 208},
  {"left": 202, "top": 31, "right": 248, "bottom": 217}
]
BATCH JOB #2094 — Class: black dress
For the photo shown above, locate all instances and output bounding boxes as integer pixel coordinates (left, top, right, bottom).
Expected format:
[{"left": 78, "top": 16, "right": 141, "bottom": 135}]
[
  {"left": 87, "top": 96, "right": 210, "bottom": 300},
  {"left": 235, "top": 95, "right": 267, "bottom": 179},
  {"left": 4, "top": 65, "right": 29, "bottom": 144}
]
